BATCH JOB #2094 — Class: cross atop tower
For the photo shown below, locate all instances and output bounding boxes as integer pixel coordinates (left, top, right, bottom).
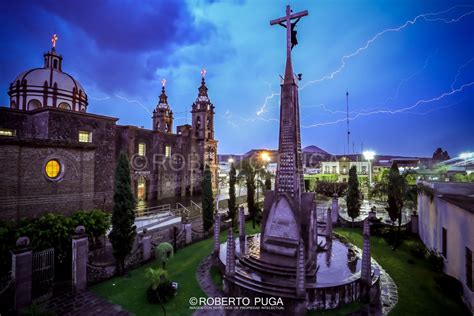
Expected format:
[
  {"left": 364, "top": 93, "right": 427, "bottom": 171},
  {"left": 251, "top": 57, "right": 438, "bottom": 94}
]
[
  {"left": 51, "top": 34, "right": 58, "bottom": 49},
  {"left": 200, "top": 68, "right": 207, "bottom": 79},
  {"left": 270, "top": 6, "right": 308, "bottom": 83},
  {"left": 161, "top": 78, "right": 167, "bottom": 87}
]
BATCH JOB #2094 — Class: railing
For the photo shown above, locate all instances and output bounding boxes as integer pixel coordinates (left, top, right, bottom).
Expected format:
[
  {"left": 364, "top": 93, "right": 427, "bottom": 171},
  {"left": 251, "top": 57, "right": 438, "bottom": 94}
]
[
  {"left": 175, "top": 202, "right": 191, "bottom": 220},
  {"left": 135, "top": 204, "right": 171, "bottom": 217}
]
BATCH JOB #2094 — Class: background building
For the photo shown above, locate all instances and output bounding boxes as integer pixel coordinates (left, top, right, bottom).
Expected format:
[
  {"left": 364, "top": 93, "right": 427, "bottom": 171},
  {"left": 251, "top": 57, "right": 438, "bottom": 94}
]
[{"left": 417, "top": 181, "right": 474, "bottom": 313}]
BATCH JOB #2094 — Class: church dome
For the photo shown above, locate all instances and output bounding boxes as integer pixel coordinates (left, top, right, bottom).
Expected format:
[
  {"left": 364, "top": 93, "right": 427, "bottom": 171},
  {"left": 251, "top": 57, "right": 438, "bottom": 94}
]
[{"left": 8, "top": 36, "right": 88, "bottom": 112}]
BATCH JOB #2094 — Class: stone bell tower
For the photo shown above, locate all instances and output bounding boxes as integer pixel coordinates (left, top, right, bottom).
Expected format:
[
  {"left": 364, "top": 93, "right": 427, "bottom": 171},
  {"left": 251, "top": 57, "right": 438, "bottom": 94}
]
[
  {"left": 152, "top": 79, "right": 173, "bottom": 133},
  {"left": 191, "top": 69, "right": 218, "bottom": 192}
]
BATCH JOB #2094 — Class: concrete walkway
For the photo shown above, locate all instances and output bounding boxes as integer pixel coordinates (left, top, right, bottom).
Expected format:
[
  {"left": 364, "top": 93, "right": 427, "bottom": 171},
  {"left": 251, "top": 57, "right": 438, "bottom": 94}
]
[{"left": 47, "top": 289, "right": 130, "bottom": 316}]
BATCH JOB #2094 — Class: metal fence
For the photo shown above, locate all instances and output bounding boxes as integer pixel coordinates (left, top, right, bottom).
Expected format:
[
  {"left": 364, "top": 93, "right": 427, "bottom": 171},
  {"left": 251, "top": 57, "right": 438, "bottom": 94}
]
[{"left": 32, "top": 248, "right": 54, "bottom": 302}]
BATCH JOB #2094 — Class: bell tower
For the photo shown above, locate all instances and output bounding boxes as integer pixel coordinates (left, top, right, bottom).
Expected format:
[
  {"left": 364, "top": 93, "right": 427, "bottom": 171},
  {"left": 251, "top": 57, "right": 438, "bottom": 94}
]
[
  {"left": 152, "top": 79, "right": 173, "bottom": 133},
  {"left": 191, "top": 69, "right": 218, "bottom": 192}
]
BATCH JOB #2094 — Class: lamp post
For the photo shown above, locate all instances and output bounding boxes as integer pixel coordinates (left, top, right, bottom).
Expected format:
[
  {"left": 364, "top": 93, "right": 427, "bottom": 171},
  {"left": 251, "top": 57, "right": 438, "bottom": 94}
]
[{"left": 363, "top": 150, "right": 375, "bottom": 187}]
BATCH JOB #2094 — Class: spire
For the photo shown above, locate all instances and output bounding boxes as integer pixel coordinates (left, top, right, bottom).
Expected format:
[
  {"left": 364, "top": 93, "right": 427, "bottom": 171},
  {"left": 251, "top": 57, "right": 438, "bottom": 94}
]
[{"left": 157, "top": 78, "right": 169, "bottom": 109}]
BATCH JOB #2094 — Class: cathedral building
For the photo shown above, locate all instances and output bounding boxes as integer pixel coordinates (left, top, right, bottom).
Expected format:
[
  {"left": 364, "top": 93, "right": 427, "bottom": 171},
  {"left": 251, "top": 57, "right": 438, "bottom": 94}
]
[{"left": 0, "top": 38, "right": 218, "bottom": 221}]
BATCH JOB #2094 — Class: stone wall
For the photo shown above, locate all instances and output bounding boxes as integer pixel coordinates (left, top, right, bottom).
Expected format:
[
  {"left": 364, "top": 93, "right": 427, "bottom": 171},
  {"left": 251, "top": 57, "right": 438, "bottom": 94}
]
[{"left": 0, "top": 139, "right": 95, "bottom": 220}]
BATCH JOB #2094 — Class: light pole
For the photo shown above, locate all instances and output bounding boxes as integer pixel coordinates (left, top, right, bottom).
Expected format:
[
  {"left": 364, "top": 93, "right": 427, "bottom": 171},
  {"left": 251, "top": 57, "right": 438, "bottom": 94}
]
[{"left": 363, "top": 150, "right": 375, "bottom": 187}]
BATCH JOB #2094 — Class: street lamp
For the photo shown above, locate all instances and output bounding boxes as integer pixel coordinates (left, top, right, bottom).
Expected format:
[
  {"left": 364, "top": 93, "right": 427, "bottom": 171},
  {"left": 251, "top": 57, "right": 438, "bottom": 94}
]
[
  {"left": 228, "top": 158, "right": 234, "bottom": 163},
  {"left": 363, "top": 150, "right": 376, "bottom": 186}
]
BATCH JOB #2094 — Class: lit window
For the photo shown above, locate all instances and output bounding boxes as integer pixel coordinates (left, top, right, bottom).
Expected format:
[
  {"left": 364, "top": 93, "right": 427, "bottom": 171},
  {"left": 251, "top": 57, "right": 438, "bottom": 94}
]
[
  {"left": 165, "top": 145, "right": 171, "bottom": 158},
  {"left": 0, "top": 128, "right": 15, "bottom": 137},
  {"left": 45, "top": 159, "right": 61, "bottom": 179},
  {"left": 138, "top": 143, "right": 146, "bottom": 156},
  {"left": 78, "top": 131, "right": 92, "bottom": 143}
]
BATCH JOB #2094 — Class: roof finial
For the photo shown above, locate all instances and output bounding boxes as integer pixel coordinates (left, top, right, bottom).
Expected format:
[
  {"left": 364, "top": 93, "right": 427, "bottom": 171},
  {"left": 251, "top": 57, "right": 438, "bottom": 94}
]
[
  {"left": 51, "top": 34, "right": 58, "bottom": 49},
  {"left": 201, "top": 68, "right": 207, "bottom": 80},
  {"left": 161, "top": 78, "right": 166, "bottom": 89}
]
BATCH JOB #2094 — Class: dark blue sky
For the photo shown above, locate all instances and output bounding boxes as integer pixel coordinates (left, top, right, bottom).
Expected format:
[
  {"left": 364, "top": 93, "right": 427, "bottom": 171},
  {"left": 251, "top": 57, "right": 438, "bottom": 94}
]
[{"left": 0, "top": 0, "right": 473, "bottom": 157}]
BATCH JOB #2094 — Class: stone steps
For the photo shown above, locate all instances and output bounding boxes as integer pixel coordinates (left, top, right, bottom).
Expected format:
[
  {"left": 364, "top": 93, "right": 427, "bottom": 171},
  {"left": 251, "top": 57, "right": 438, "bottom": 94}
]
[
  {"left": 231, "top": 272, "right": 299, "bottom": 299},
  {"left": 241, "top": 256, "right": 317, "bottom": 278}
]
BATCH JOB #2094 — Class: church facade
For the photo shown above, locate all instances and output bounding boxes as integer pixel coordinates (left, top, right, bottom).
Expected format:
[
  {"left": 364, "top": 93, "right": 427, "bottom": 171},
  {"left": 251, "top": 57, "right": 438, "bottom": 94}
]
[{"left": 0, "top": 42, "right": 218, "bottom": 221}]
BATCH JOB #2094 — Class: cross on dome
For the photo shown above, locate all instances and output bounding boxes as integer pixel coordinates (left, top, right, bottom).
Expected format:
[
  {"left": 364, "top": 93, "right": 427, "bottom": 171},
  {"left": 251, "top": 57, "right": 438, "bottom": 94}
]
[
  {"left": 51, "top": 34, "right": 58, "bottom": 48},
  {"left": 201, "top": 68, "right": 207, "bottom": 78},
  {"left": 161, "top": 78, "right": 166, "bottom": 87}
]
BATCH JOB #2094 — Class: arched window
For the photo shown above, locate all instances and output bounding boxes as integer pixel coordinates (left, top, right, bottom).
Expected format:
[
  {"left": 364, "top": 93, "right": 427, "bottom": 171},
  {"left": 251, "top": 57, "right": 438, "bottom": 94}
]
[
  {"left": 53, "top": 59, "right": 58, "bottom": 69},
  {"left": 137, "top": 176, "right": 146, "bottom": 200},
  {"left": 10, "top": 100, "right": 17, "bottom": 109},
  {"left": 58, "top": 102, "right": 71, "bottom": 110},
  {"left": 27, "top": 99, "right": 41, "bottom": 111}
]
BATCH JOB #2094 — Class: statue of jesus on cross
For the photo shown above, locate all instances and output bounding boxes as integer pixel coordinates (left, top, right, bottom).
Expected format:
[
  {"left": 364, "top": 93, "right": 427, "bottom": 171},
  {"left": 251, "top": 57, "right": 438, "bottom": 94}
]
[{"left": 270, "top": 6, "right": 308, "bottom": 57}]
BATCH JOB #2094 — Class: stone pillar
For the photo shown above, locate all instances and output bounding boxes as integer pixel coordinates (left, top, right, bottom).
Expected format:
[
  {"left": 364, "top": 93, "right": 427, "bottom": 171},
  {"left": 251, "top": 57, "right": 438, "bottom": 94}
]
[
  {"left": 142, "top": 235, "right": 152, "bottom": 261},
  {"left": 239, "top": 206, "right": 245, "bottom": 240},
  {"left": 184, "top": 223, "right": 192, "bottom": 244},
  {"left": 225, "top": 228, "right": 235, "bottom": 276},
  {"left": 213, "top": 213, "right": 221, "bottom": 257},
  {"left": 71, "top": 226, "right": 88, "bottom": 292},
  {"left": 411, "top": 213, "right": 419, "bottom": 235},
  {"left": 296, "top": 239, "right": 306, "bottom": 297},
  {"left": 331, "top": 193, "right": 339, "bottom": 224},
  {"left": 326, "top": 208, "right": 333, "bottom": 240},
  {"left": 12, "top": 237, "right": 32, "bottom": 310},
  {"left": 361, "top": 219, "right": 371, "bottom": 291}
]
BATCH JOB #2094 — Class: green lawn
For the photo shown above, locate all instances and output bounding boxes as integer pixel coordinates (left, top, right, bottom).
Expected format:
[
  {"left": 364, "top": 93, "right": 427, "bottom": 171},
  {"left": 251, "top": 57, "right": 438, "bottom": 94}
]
[
  {"left": 91, "top": 222, "right": 260, "bottom": 316},
  {"left": 92, "top": 224, "right": 467, "bottom": 316},
  {"left": 335, "top": 228, "right": 468, "bottom": 316}
]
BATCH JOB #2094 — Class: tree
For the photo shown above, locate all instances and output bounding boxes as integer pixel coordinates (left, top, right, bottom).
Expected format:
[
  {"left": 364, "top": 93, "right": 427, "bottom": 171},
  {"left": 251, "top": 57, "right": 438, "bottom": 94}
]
[
  {"left": 386, "top": 162, "right": 405, "bottom": 232},
  {"left": 202, "top": 165, "right": 214, "bottom": 232},
  {"left": 314, "top": 181, "right": 348, "bottom": 197},
  {"left": 432, "top": 147, "right": 450, "bottom": 160},
  {"left": 346, "top": 166, "right": 361, "bottom": 227},
  {"left": 109, "top": 152, "right": 136, "bottom": 275},
  {"left": 228, "top": 163, "right": 237, "bottom": 228},
  {"left": 241, "top": 160, "right": 258, "bottom": 228}
]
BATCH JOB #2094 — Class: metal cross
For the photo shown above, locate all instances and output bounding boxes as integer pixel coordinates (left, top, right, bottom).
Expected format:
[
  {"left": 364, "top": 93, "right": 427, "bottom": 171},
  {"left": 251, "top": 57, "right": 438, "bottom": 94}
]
[
  {"left": 201, "top": 68, "right": 207, "bottom": 78},
  {"left": 161, "top": 78, "right": 167, "bottom": 87},
  {"left": 51, "top": 34, "right": 58, "bottom": 48},
  {"left": 270, "top": 6, "right": 308, "bottom": 58}
]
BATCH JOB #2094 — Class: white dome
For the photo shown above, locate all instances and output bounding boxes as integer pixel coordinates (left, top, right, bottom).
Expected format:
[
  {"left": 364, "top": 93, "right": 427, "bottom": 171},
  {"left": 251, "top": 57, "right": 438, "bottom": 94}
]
[
  {"left": 13, "top": 68, "right": 85, "bottom": 94},
  {"left": 8, "top": 49, "right": 88, "bottom": 112}
]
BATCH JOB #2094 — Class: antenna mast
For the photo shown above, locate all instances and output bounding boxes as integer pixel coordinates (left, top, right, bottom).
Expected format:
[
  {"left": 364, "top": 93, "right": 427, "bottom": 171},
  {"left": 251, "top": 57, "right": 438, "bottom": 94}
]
[{"left": 346, "top": 91, "right": 350, "bottom": 155}]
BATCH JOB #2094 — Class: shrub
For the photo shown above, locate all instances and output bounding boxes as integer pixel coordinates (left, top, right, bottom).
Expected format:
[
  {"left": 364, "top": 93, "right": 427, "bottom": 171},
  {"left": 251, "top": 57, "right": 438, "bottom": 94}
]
[
  {"left": 155, "top": 243, "right": 174, "bottom": 269},
  {"left": 426, "top": 250, "right": 444, "bottom": 272},
  {"left": 408, "top": 243, "right": 427, "bottom": 259},
  {"left": 434, "top": 274, "right": 463, "bottom": 302},
  {"left": 146, "top": 267, "right": 176, "bottom": 304},
  {"left": 71, "top": 210, "right": 110, "bottom": 248}
]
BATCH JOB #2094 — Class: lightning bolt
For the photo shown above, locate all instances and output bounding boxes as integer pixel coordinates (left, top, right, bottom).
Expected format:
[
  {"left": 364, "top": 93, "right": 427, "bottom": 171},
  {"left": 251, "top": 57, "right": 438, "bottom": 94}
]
[
  {"left": 89, "top": 95, "right": 111, "bottom": 101},
  {"left": 114, "top": 94, "right": 153, "bottom": 115},
  {"left": 385, "top": 49, "right": 439, "bottom": 105},
  {"left": 299, "top": 5, "right": 474, "bottom": 90},
  {"left": 301, "top": 81, "right": 474, "bottom": 128},
  {"left": 256, "top": 5, "right": 473, "bottom": 119},
  {"left": 451, "top": 57, "right": 474, "bottom": 90}
]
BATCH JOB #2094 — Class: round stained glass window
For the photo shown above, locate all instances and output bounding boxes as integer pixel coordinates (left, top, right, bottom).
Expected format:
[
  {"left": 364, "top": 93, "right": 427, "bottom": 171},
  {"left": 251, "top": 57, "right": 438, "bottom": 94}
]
[{"left": 45, "top": 159, "right": 61, "bottom": 179}]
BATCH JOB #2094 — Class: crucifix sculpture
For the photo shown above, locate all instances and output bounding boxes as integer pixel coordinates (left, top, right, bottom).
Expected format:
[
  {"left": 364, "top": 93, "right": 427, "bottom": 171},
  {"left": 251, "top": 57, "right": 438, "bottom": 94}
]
[{"left": 270, "top": 6, "right": 308, "bottom": 58}]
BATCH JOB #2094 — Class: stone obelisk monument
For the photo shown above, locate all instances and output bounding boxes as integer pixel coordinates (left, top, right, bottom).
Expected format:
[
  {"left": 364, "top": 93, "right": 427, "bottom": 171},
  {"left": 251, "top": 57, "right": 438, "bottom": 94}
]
[{"left": 259, "top": 5, "right": 317, "bottom": 298}]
